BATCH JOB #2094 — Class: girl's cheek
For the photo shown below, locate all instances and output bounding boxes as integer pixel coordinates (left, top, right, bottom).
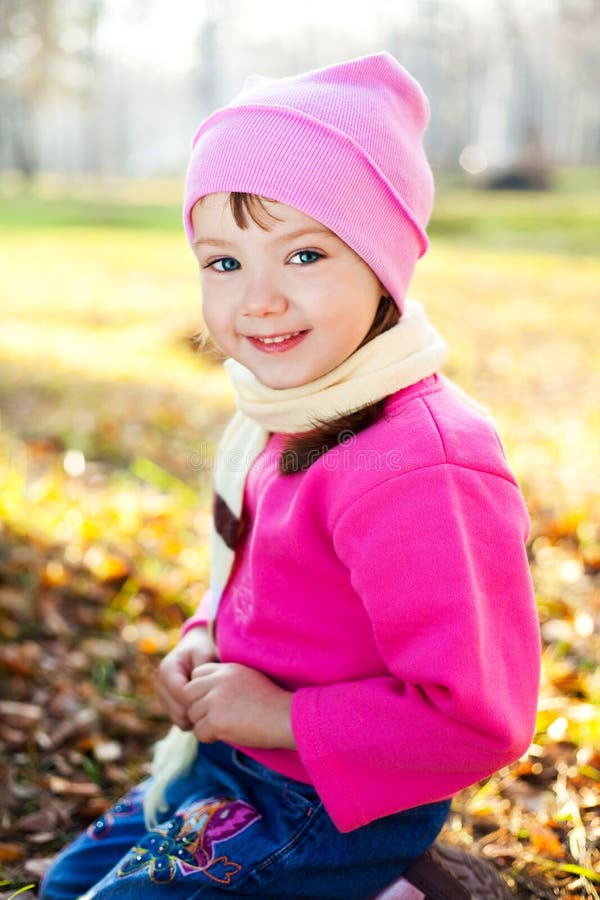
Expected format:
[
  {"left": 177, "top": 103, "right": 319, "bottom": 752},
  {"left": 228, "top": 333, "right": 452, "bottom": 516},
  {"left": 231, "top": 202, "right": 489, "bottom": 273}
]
[
  {"left": 200, "top": 297, "right": 217, "bottom": 325},
  {"left": 202, "top": 308, "right": 230, "bottom": 349}
]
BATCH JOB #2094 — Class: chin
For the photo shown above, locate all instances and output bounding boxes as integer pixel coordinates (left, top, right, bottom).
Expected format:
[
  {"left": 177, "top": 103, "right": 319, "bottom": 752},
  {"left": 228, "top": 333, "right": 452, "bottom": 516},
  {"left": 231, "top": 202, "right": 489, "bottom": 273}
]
[{"left": 258, "top": 375, "right": 303, "bottom": 390}]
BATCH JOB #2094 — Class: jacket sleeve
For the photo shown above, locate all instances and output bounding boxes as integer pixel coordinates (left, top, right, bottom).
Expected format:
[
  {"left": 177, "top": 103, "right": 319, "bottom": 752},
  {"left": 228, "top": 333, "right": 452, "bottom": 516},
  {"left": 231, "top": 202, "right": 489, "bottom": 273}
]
[
  {"left": 180, "top": 590, "right": 212, "bottom": 636},
  {"left": 290, "top": 463, "right": 541, "bottom": 832}
]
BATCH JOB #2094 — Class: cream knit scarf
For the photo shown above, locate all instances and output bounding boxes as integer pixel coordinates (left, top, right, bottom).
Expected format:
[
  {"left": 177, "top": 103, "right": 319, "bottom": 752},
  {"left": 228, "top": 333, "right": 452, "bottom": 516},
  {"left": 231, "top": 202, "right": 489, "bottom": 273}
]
[{"left": 144, "top": 300, "right": 447, "bottom": 827}]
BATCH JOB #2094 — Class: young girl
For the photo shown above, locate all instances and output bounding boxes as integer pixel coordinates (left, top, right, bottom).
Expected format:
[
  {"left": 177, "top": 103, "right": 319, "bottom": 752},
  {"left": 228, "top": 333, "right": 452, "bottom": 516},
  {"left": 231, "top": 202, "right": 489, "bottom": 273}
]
[{"left": 41, "top": 53, "right": 540, "bottom": 900}]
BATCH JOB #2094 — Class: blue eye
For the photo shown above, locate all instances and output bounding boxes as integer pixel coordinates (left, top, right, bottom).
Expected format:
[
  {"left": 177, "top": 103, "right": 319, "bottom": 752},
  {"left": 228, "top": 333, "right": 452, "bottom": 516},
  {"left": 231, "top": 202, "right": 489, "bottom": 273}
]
[
  {"left": 209, "top": 257, "right": 240, "bottom": 272},
  {"left": 289, "top": 249, "right": 322, "bottom": 265}
]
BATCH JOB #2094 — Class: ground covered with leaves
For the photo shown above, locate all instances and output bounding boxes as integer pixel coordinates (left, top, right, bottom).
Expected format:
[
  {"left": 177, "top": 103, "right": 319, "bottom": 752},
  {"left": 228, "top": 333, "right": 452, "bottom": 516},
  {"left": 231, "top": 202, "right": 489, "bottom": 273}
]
[{"left": 0, "top": 173, "right": 599, "bottom": 898}]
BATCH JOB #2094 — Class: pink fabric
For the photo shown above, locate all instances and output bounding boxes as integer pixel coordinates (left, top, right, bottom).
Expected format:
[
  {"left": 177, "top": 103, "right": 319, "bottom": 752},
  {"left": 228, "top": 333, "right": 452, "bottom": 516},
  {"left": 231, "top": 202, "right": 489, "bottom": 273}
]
[
  {"left": 182, "top": 53, "right": 434, "bottom": 310},
  {"left": 184, "top": 376, "right": 541, "bottom": 832}
]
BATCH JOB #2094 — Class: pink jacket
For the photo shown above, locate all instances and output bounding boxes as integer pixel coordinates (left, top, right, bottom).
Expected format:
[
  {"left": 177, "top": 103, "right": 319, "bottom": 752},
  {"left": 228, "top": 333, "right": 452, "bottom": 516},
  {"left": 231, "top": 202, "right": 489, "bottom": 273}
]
[{"left": 184, "top": 375, "right": 540, "bottom": 832}]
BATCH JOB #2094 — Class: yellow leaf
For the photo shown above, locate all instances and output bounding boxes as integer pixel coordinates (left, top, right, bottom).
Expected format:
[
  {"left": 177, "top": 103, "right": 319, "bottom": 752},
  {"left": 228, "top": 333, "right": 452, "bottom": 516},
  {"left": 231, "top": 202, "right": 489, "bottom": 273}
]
[{"left": 529, "top": 823, "right": 566, "bottom": 859}]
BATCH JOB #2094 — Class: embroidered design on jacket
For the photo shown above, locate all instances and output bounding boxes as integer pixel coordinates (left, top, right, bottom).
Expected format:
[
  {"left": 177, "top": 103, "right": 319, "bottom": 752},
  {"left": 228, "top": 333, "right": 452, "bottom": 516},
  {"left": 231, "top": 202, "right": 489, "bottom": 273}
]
[
  {"left": 117, "top": 797, "right": 261, "bottom": 885},
  {"left": 87, "top": 786, "right": 144, "bottom": 841}
]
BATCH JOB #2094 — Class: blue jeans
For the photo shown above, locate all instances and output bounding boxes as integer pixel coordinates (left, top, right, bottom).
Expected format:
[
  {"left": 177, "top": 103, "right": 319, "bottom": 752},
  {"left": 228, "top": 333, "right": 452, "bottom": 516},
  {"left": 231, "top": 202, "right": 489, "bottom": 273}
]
[{"left": 40, "top": 741, "right": 450, "bottom": 900}]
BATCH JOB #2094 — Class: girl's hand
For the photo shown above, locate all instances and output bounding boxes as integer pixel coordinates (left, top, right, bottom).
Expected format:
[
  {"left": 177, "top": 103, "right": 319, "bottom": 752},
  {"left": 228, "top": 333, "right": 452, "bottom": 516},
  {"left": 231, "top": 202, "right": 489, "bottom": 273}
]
[
  {"left": 182, "top": 662, "right": 296, "bottom": 750},
  {"left": 156, "top": 627, "right": 219, "bottom": 730}
]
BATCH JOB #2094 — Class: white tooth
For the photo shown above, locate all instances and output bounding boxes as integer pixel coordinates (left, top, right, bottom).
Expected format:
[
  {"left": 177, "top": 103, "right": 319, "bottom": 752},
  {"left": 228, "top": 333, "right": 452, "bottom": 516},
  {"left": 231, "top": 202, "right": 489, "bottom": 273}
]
[{"left": 260, "top": 331, "right": 300, "bottom": 344}]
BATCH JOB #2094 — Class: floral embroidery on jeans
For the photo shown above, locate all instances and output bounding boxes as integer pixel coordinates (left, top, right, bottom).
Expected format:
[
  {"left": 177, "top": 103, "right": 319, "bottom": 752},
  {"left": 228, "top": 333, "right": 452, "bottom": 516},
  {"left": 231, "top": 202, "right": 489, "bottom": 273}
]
[
  {"left": 117, "top": 797, "right": 261, "bottom": 885},
  {"left": 87, "top": 786, "right": 144, "bottom": 841}
]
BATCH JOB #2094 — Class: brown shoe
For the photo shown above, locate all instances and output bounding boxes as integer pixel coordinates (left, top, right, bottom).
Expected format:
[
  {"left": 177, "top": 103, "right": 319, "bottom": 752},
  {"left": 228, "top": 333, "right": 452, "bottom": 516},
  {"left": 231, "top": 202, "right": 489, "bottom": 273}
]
[{"left": 373, "top": 842, "right": 511, "bottom": 899}]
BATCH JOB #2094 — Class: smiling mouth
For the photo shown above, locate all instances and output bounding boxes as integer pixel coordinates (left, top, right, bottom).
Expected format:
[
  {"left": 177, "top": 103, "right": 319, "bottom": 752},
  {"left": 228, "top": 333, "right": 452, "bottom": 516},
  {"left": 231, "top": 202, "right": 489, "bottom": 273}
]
[
  {"left": 253, "top": 331, "right": 303, "bottom": 344},
  {"left": 245, "top": 330, "right": 309, "bottom": 353}
]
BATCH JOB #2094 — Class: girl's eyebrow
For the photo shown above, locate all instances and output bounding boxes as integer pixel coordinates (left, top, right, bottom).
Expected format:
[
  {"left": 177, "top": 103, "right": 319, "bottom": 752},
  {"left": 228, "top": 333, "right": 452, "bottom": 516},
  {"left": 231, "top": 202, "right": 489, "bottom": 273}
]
[
  {"left": 276, "top": 226, "right": 334, "bottom": 243},
  {"left": 194, "top": 226, "right": 334, "bottom": 250},
  {"left": 194, "top": 237, "right": 235, "bottom": 248}
]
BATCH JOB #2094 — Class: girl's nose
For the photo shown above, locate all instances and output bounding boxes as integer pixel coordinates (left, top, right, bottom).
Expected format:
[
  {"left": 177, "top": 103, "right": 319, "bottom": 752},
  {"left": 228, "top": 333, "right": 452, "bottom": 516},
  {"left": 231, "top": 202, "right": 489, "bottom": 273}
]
[{"left": 241, "top": 277, "right": 288, "bottom": 318}]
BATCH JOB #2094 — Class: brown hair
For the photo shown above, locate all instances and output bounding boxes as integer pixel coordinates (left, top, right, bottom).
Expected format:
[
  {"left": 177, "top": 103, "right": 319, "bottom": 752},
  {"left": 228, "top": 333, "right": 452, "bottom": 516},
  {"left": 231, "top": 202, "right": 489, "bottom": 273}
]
[
  {"left": 202, "top": 192, "right": 401, "bottom": 473},
  {"left": 229, "top": 192, "right": 281, "bottom": 230}
]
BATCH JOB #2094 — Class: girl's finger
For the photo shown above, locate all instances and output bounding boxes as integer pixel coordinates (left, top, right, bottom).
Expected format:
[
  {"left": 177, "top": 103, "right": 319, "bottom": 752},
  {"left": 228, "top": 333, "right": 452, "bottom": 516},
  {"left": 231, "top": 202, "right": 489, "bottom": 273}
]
[
  {"left": 183, "top": 672, "right": 215, "bottom": 703},
  {"left": 190, "top": 663, "right": 220, "bottom": 679},
  {"left": 185, "top": 697, "right": 209, "bottom": 725},
  {"left": 172, "top": 712, "right": 193, "bottom": 730},
  {"left": 156, "top": 684, "right": 191, "bottom": 729}
]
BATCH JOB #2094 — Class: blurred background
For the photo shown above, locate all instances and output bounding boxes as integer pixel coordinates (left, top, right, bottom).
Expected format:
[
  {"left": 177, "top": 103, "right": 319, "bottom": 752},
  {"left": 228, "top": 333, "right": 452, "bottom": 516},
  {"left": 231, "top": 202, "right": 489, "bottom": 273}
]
[
  {"left": 1, "top": 2, "right": 600, "bottom": 897},
  {"left": 1, "top": 0, "right": 599, "bottom": 179}
]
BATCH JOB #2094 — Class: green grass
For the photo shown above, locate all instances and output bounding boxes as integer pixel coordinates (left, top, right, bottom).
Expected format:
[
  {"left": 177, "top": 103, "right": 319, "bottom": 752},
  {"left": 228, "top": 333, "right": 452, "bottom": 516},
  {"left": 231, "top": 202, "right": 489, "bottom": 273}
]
[
  {"left": 430, "top": 189, "right": 600, "bottom": 254},
  {"left": 0, "top": 193, "right": 181, "bottom": 231},
  {"left": 431, "top": 166, "right": 600, "bottom": 255},
  {"left": 0, "top": 174, "right": 182, "bottom": 231}
]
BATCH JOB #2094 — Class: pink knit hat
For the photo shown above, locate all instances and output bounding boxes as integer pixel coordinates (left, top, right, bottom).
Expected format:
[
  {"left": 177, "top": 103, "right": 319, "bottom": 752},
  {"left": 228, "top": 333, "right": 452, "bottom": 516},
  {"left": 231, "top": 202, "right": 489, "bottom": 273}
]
[{"left": 183, "top": 52, "right": 434, "bottom": 311}]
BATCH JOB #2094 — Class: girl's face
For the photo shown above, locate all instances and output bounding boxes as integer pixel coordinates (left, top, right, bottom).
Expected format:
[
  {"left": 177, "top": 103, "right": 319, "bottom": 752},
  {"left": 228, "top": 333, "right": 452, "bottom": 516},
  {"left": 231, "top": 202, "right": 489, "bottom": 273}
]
[{"left": 191, "top": 193, "right": 384, "bottom": 389}]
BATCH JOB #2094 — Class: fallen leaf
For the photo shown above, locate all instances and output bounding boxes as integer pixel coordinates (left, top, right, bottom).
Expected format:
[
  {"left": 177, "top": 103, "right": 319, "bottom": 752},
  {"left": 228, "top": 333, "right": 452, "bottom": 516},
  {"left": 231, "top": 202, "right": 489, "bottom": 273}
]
[
  {"left": 92, "top": 739, "right": 122, "bottom": 763},
  {"left": 25, "top": 857, "right": 54, "bottom": 878},
  {"left": 0, "top": 642, "right": 41, "bottom": 677},
  {"left": 0, "top": 842, "right": 26, "bottom": 862},
  {"left": 45, "top": 776, "right": 99, "bottom": 797},
  {"left": 0, "top": 701, "right": 42, "bottom": 727},
  {"left": 529, "top": 823, "right": 566, "bottom": 859}
]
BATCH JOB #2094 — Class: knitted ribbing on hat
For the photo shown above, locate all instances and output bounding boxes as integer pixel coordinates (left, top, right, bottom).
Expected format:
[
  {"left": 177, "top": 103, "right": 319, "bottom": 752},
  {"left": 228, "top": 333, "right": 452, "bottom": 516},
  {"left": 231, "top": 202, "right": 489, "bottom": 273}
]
[{"left": 182, "top": 53, "right": 434, "bottom": 310}]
